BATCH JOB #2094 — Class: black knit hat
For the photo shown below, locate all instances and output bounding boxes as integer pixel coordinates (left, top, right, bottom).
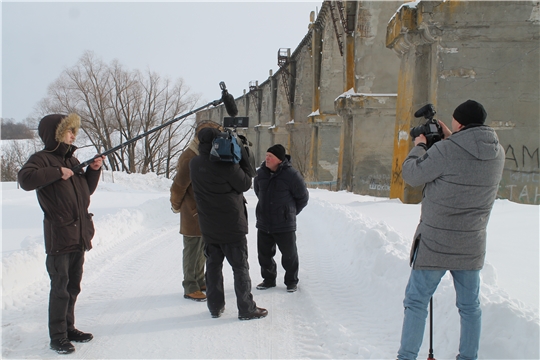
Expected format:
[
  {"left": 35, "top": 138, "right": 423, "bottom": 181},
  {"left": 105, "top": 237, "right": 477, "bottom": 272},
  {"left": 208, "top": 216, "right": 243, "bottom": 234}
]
[
  {"left": 453, "top": 100, "right": 487, "bottom": 126},
  {"left": 267, "top": 144, "right": 286, "bottom": 161},
  {"left": 198, "top": 127, "right": 219, "bottom": 144}
]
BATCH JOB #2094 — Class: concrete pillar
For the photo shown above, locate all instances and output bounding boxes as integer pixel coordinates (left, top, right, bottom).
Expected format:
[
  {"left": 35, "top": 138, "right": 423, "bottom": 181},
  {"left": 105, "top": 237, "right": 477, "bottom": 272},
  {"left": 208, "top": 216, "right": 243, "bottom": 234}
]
[
  {"left": 269, "top": 70, "right": 276, "bottom": 146},
  {"left": 311, "top": 23, "right": 322, "bottom": 113},
  {"left": 344, "top": 1, "right": 357, "bottom": 92},
  {"left": 336, "top": 94, "right": 397, "bottom": 196},
  {"left": 337, "top": 109, "right": 353, "bottom": 191},
  {"left": 386, "top": 4, "right": 437, "bottom": 203},
  {"left": 308, "top": 20, "right": 323, "bottom": 181}
]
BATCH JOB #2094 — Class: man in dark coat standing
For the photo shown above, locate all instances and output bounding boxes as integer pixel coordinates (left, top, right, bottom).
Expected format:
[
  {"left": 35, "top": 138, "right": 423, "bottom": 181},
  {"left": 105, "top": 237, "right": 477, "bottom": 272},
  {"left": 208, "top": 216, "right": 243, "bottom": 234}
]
[
  {"left": 254, "top": 144, "right": 309, "bottom": 292},
  {"left": 189, "top": 127, "right": 267, "bottom": 320},
  {"left": 397, "top": 100, "right": 505, "bottom": 360},
  {"left": 18, "top": 113, "right": 104, "bottom": 355}
]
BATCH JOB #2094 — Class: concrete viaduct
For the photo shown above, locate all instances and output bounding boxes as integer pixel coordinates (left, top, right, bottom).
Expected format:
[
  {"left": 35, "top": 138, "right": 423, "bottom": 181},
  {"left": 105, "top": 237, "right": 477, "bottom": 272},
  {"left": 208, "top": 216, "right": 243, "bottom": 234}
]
[{"left": 196, "top": 1, "right": 540, "bottom": 205}]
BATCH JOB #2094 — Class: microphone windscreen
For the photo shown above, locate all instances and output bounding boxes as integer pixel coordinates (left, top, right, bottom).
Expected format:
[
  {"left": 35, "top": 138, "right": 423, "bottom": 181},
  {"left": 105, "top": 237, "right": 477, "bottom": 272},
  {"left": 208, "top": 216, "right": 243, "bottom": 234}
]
[
  {"left": 414, "top": 104, "right": 432, "bottom": 118},
  {"left": 222, "top": 92, "right": 238, "bottom": 117}
]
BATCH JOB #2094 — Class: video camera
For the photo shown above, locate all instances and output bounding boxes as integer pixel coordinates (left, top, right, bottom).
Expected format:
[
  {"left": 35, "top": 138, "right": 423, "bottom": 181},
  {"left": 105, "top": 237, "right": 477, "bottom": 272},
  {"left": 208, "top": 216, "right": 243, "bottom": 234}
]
[
  {"left": 224, "top": 116, "right": 249, "bottom": 129},
  {"left": 223, "top": 116, "right": 251, "bottom": 151},
  {"left": 410, "top": 104, "right": 444, "bottom": 149},
  {"left": 210, "top": 118, "right": 251, "bottom": 164},
  {"left": 209, "top": 82, "right": 256, "bottom": 176}
]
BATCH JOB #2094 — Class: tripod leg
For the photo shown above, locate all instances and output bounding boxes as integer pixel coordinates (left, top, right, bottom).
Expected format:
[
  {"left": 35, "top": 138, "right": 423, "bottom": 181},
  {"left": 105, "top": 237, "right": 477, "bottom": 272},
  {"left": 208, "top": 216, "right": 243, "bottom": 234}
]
[{"left": 427, "top": 297, "right": 435, "bottom": 360}]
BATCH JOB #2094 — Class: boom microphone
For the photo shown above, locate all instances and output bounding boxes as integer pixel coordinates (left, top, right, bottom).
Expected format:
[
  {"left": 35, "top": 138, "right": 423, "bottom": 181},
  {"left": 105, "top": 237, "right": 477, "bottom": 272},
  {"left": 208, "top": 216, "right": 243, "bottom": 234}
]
[{"left": 219, "top": 81, "right": 238, "bottom": 118}]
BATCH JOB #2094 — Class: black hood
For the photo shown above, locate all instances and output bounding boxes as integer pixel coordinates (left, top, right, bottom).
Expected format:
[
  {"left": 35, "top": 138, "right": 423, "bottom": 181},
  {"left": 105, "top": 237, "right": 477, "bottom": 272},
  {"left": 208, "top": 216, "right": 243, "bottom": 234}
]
[{"left": 38, "top": 113, "right": 80, "bottom": 158}]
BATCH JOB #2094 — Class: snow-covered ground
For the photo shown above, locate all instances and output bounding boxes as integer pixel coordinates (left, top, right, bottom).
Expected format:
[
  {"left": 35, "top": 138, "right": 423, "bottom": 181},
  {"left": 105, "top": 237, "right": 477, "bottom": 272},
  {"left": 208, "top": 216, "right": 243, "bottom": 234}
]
[{"left": 2, "top": 171, "right": 539, "bottom": 359}]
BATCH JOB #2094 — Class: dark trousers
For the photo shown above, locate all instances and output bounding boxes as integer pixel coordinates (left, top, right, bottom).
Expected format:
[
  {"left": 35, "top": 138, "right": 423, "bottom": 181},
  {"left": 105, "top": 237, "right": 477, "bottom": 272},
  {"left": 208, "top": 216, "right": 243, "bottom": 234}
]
[
  {"left": 204, "top": 239, "right": 257, "bottom": 316},
  {"left": 257, "top": 230, "right": 299, "bottom": 286},
  {"left": 45, "top": 251, "right": 84, "bottom": 340},
  {"left": 182, "top": 235, "right": 206, "bottom": 294}
]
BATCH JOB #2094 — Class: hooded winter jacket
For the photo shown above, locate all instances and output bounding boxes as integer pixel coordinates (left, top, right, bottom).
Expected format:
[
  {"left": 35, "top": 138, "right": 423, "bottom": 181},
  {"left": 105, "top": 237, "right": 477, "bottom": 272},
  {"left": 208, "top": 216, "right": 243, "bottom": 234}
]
[
  {"left": 402, "top": 124, "right": 505, "bottom": 270},
  {"left": 254, "top": 156, "right": 309, "bottom": 233},
  {"left": 189, "top": 130, "right": 252, "bottom": 244},
  {"left": 18, "top": 114, "right": 101, "bottom": 255},
  {"left": 170, "top": 139, "right": 201, "bottom": 237},
  {"left": 170, "top": 122, "right": 224, "bottom": 237}
]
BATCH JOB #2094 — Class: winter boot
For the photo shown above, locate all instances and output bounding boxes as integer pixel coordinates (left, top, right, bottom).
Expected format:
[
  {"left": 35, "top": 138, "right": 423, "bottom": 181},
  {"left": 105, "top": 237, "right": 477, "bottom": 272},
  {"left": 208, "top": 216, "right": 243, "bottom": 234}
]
[
  {"left": 50, "top": 338, "right": 75, "bottom": 354},
  {"left": 256, "top": 281, "right": 276, "bottom": 290},
  {"left": 184, "top": 290, "right": 207, "bottom": 302},
  {"left": 238, "top": 307, "right": 268, "bottom": 320}
]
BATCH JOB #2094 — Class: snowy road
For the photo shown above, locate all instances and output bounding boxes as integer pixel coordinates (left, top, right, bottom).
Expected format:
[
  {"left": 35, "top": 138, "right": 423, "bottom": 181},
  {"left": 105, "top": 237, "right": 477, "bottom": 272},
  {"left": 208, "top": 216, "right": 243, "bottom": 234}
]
[{"left": 2, "top": 173, "right": 538, "bottom": 359}]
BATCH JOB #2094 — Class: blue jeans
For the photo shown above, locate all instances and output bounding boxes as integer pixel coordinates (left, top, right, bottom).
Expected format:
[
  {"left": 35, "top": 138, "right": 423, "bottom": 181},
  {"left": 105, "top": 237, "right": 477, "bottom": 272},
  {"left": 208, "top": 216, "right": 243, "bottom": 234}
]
[{"left": 397, "top": 269, "right": 482, "bottom": 360}]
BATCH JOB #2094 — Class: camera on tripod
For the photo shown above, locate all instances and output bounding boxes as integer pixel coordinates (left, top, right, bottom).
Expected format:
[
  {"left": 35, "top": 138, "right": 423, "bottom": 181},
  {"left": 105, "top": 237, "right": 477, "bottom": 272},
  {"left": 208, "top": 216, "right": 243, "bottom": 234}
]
[{"left": 410, "top": 104, "right": 444, "bottom": 149}]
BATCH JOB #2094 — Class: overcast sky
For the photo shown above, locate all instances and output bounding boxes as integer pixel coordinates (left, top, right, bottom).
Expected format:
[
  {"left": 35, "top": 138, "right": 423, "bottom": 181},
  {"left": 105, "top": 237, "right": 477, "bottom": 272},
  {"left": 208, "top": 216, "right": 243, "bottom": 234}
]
[{"left": 2, "top": 1, "right": 322, "bottom": 121}]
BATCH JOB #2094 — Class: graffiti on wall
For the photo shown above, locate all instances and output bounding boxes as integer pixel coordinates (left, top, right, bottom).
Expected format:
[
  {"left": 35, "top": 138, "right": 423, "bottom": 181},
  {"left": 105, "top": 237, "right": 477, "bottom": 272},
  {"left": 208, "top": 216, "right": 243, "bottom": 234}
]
[
  {"left": 505, "top": 144, "right": 539, "bottom": 169},
  {"left": 391, "top": 157, "right": 403, "bottom": 187},
  {"left": 501, "top": 144, "right": 540, "bottom": 204},
  {"left": 368, "top": 174, "right": 391, "bottom": 192}
]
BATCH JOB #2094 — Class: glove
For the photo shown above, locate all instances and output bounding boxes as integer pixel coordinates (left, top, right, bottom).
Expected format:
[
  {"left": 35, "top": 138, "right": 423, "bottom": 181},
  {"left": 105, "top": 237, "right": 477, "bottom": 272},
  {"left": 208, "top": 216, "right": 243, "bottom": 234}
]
[{"left": 171, "top": 207, "right": 180, "bottom": 214}]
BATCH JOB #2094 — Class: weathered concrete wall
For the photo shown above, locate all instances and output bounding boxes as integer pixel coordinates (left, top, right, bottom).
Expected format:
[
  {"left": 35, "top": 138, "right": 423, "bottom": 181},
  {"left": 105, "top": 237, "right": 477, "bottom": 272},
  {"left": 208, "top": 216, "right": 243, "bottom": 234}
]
[
  {"left": 319, "top": 11, "right": 344, "bottom": 112},
  {"left": 196, "top": 0, "right": 539, "bottom": 204},
  {"left": 287, "top": 41, "right": 315, "bottom": 177},
  {"left": 335, "top": 1, "right": 402, "bottom": 197},
  {"left": 196, "top": 0, "right": 403, "bottom": 195},
  {"left": 336, "top": 93, "right": 397, "bottom": 195},
  {"left": 310, "top": 1, "right": 402, "bottom": 194},
  {"left": 387, "top": 0, "right": 540, "bottom": 204},
  {"left": 355, "top": 1, "right": 401, "bottom": 93}
]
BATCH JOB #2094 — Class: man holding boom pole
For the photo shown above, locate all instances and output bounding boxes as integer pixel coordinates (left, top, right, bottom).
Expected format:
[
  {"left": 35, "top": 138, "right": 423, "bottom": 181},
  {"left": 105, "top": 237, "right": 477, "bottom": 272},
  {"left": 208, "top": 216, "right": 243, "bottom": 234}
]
[{"left": 18, "top": 113, "right": 105, "bottom": 355}]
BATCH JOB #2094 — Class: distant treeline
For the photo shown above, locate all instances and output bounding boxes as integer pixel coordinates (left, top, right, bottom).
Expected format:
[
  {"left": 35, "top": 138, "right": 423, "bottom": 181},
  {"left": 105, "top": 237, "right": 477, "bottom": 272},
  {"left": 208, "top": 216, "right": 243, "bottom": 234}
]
[{"left": 1, "top": 119, "right": 35, "bottom": 140}]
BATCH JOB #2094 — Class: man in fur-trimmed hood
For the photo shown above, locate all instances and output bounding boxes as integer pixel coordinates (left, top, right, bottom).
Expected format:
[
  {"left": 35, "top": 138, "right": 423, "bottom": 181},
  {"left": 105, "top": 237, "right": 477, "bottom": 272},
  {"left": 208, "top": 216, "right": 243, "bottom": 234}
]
[{"left": 18, "top": 113, "right": 105, "bottom": 355}]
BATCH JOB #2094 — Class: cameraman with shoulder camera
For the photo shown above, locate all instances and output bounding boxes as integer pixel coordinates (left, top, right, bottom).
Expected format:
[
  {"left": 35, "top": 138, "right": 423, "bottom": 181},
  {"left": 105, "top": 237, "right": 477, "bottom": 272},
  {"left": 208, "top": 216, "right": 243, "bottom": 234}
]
[
  {"left": 189, "top": 127, "right": 267, "bottom": 321},
  {"left": 397, "top": 100, "right": 505, "bottom": 360}
]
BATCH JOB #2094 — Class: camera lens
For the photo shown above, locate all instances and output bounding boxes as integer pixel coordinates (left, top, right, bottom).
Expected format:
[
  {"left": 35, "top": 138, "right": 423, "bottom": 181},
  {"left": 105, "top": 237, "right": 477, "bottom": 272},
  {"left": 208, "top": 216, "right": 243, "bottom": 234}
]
[{"left": 410, "top": 125, "right": 425, "bottom": 138}]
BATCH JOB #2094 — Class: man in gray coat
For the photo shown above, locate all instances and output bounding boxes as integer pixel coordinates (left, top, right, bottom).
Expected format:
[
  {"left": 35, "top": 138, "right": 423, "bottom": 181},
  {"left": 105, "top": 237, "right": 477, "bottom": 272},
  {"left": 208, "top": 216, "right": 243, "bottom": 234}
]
[{"left": 397, "top": 100, "right": 505, "bottom": 360}]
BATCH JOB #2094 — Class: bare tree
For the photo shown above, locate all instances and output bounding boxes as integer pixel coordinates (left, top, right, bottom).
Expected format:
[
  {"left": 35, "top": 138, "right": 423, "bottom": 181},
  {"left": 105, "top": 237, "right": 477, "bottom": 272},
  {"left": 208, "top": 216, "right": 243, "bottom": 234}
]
[
  {"left": 36, "top": 51, "right": 198, "bottom": 177},
  {"left": 136, "top": 71, "right": 194, "bottom": 177},
  {"left": 1, "top": 138, "right": 41, "bottom": 181},
  {"left": 109, "top": 61, "right": 145, "bottom": 172}
]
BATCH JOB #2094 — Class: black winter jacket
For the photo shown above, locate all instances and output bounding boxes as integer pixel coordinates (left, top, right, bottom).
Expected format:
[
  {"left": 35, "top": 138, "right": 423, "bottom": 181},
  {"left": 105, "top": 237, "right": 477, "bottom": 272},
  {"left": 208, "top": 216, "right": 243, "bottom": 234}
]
[
  {"left": 189, "top": 142, "right": 252, "bottom": 244},
  {"left": 254, "top": 156, "right": 309, "bottom": 233},
  {"left": 18, "top": 115, "right": 101, "bottom": 255}
]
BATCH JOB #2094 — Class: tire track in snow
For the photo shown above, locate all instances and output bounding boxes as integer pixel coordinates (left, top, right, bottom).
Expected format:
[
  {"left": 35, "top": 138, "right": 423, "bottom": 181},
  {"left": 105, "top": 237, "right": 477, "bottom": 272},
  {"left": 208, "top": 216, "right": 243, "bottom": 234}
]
[{"left": 74, "top": 227, "right": 181, "bottom": 358}]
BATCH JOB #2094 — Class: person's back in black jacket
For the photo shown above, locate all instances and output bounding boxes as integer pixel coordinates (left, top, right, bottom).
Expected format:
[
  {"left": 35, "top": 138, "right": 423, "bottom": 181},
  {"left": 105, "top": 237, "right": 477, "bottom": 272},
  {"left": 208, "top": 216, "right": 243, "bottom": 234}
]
[
  {"left": 189, "top": 135, "right": 251, "bottom": 244},
  {"left": 189, "top": 127, "right": 267, "bottom": 321}
]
